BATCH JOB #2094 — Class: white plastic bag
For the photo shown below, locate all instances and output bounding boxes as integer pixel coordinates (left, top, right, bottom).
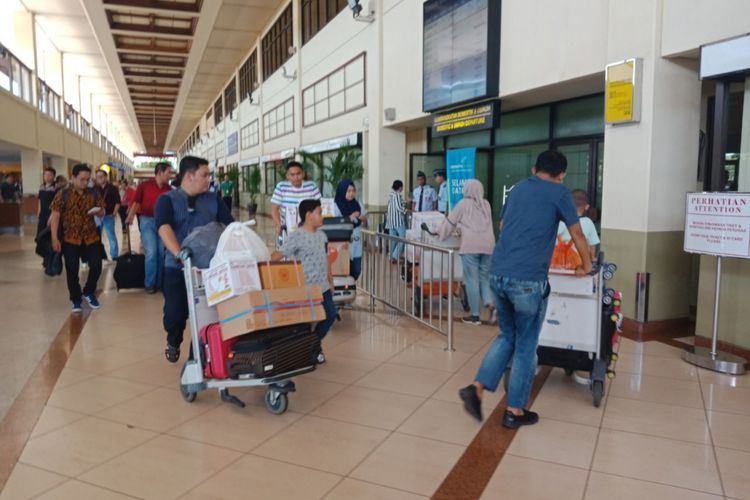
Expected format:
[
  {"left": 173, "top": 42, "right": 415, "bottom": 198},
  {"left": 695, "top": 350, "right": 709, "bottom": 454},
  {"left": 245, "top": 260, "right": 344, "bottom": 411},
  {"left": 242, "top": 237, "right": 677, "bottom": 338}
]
[{"left": 210, "top": 222, "right": 271, "bottom": 267}]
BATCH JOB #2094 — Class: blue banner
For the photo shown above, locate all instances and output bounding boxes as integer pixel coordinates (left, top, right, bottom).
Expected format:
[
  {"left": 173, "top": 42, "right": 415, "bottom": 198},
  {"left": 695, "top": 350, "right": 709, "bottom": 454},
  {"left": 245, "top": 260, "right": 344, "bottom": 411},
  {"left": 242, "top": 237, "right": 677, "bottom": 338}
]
[{"left": 446, "top": 148, "right": 476, "bottom": 209}]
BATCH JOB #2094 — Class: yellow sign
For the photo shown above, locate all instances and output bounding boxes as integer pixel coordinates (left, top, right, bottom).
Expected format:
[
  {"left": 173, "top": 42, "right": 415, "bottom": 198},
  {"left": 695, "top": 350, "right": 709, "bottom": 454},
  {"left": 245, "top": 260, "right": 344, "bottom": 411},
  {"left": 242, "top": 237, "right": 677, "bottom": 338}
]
[
  {"left": 605, "top": 59, "right": 640, "bottom": 124},
  {"left": 432, "top": 102, "right": 496, "bottom": 137}
]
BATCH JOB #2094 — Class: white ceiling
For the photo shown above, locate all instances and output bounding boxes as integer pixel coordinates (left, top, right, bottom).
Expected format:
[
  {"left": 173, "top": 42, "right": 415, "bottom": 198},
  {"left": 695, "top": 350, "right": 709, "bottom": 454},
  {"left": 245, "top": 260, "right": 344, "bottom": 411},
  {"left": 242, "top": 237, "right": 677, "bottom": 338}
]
[{"left": 22, "top": 0, "right": 144, "bottom": 155}]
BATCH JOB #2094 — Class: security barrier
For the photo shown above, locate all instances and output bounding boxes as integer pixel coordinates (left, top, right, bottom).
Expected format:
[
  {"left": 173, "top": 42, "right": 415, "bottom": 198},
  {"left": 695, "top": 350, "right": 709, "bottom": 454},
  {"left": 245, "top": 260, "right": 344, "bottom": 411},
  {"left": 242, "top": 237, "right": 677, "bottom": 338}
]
[{"left": 359, "top": 229, "right": 458, "bottom": 351}]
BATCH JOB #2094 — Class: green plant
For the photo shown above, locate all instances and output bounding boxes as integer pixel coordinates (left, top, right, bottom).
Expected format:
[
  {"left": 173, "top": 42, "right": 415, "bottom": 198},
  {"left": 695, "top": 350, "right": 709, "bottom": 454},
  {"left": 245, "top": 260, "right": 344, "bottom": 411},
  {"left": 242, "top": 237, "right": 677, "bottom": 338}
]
[
  {"left": 245, "top": 166, "right": 261, "bottom": 205},
  {"left": 226, "top": 166, "right": 240, "bottom": 204},
  {"left": 298, "top": 144, "right": 363, "bottom": 193}
]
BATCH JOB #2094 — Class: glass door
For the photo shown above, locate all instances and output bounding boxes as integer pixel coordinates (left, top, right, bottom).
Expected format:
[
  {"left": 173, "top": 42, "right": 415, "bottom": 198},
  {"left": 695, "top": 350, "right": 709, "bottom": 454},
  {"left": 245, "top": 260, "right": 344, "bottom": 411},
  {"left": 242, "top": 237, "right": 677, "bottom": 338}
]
[{"left": 553, "top": 139, "right": 604, "bottom": 223}]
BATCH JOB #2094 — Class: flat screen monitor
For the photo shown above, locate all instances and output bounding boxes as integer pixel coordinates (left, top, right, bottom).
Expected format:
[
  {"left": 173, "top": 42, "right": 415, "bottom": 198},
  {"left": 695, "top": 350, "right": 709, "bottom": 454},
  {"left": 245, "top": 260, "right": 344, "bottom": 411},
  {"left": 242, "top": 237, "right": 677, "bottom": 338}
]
[{"left": 422, "top": 0, "right": 499, "bottom": 112}]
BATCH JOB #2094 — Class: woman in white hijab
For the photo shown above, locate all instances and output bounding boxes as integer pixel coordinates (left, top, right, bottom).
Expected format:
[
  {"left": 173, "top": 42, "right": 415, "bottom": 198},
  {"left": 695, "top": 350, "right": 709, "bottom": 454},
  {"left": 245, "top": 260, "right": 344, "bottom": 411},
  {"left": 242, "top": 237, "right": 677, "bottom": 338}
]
[{"left": 438, "top": 179, "right": 497, "bottom": 325}]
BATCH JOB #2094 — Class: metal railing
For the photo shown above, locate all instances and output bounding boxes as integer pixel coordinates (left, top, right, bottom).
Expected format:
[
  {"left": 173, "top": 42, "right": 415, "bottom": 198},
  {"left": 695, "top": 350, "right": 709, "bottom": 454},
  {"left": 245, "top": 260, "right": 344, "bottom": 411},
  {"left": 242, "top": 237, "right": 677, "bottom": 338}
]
[{"left": 359, "top": 229, "right": 460, "bottom": 351}]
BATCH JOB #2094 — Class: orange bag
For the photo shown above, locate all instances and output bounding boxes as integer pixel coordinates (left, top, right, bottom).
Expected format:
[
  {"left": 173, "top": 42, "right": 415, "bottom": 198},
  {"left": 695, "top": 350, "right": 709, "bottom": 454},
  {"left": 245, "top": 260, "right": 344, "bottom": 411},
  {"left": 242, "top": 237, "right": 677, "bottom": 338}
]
[{"left": 550, "top": 235, "right": 582, "bottom": 270}]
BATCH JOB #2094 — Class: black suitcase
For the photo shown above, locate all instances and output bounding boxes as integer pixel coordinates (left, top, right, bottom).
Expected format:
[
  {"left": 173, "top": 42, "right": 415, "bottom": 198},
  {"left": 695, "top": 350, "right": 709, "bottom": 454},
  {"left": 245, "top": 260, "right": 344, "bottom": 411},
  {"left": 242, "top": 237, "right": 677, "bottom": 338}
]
[
  {"left": 322, "top": 217, "right": 354, "bottom": 242},
  {"left": 226, "top": 323, "right": 320, "bottom": 379},
  {"left": 114, "top": 227, "right": 145, "bottom": 290}
]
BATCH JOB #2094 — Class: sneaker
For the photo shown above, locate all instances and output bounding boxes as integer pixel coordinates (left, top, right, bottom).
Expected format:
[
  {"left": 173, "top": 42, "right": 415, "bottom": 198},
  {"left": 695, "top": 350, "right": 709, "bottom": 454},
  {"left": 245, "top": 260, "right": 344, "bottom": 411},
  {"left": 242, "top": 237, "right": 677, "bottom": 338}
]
[
  {"left": 165, "top": 344, "right": 180, "bottom": 363},
  {"left": 462, "top": 315, "right": 482, "bottom": 325},
  {"left": 145, "top": 287, "right": 158, "bottom": 294},
  {"left": 83, "top": 293, "right": 100, "bottom": 309},
  {"left": 458, "top": 385, "right": 483, "bottom": 422},
  {"left": 71, "top": 301, "right": 82, "bottom": 313},
  {"left": 488, "top": 308, "right": 498, "bottom": 325},
  {"left": 501, "top": 409, "right": 539, "bottom": 429},
  {"left": 316, "top": 351, "right": 326, "bottom": 364}
]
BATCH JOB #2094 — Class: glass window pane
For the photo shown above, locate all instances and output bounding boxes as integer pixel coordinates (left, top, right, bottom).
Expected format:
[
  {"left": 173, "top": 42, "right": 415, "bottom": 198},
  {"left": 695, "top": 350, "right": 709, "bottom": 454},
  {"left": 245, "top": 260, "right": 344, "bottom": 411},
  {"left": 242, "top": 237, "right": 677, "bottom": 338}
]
[
  {"left": 492, "top": 143, "right": 548, "bottom": 217},
  {"left": 495, "top": 106, "right": 550, "bottom": 146},
  {"left": 345, "top": 82, "right": 364, "bottom": 110},
  {"left": 303, "top": 87, "right": 314, "bottom": 107},
  {"left": 554, "top": 96, "right": 604, "bottom": 138},
  {"left": 329, "top": 69, "right": 344, "bottom": 94},
  {"left": 285, "top": 100, "right": 293, "bottom": 117},
  {"left": 314, "top": 101, "right": 329, "bottom": 122},
  {"left": 345, "top": 57, "right": 364, "bottom": 83},
  {"left": 445, "top": 130, "right": 491, "bottom": 149},
  {"left": 556, "top": 143, "right": 591, "bottom": 193},
  {"left": 0, "top": 52, "right": 10, "bottom": 91},
  {"left": 11, "top": 59, "right": 21, "bottom": 97},
  {"left": 329, "top": 91, "right": 345, "bottom": 116},
  {"left": 315, "top": 80, "right": 328, "bottom": 103},
  {"left": 284, "top": 117, "right": 293, "bottom": 133},
  {"left": 429, "top": 136, "right": 444, "bottom": 153}
]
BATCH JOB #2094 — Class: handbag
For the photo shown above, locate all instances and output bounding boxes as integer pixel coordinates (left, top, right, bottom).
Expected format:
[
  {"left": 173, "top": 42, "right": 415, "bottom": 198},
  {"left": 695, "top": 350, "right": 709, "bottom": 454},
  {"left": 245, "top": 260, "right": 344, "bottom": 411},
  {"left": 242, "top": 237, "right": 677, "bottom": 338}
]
[{"left": 45, "top": 252, "right": 63, "bottom": 276}]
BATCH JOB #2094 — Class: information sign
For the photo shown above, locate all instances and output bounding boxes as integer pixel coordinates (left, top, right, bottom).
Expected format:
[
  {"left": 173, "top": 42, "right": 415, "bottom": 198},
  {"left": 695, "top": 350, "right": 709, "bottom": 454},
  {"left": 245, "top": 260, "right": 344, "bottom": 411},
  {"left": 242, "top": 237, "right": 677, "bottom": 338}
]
[{"left": 684, "top": 192, "right": 750, "bottom": 259}]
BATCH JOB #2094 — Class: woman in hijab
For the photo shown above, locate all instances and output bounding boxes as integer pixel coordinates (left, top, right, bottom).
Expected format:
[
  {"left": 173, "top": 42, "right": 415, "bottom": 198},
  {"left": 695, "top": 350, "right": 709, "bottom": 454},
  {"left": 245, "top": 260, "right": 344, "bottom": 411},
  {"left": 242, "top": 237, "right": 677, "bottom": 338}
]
[
  {"left": 438, "top": 179, "right": 496, "bottom": 325},
  {"left": 333, "top": 179, "right": 367, "bottom": 280}
]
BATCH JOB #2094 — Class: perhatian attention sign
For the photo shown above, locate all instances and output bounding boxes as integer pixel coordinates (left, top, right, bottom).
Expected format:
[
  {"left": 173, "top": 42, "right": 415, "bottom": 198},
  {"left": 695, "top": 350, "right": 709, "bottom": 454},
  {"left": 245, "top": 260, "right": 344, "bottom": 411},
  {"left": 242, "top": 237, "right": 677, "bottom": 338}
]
[{"left": 684, "top": 192, "right": 750, "bottom": 259}]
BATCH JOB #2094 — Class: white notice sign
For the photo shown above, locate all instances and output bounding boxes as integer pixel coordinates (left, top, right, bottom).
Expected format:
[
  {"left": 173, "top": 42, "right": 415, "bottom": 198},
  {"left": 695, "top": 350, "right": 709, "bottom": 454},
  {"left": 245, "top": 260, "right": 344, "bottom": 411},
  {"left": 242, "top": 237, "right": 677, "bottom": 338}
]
[{"left": 684, "top": 192, "right": 750, "bottom": 258}]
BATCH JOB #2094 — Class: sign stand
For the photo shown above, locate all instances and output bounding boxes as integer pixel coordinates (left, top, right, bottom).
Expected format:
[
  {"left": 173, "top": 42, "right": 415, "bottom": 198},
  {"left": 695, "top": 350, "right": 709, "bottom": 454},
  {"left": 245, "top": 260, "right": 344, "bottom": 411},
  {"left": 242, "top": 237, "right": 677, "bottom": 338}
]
[
  {"left": 682, "top": 256, "right": 746, "bottom": 374},
  {"left": 683, "top": 192, "right": 749, "bottom": 375}
]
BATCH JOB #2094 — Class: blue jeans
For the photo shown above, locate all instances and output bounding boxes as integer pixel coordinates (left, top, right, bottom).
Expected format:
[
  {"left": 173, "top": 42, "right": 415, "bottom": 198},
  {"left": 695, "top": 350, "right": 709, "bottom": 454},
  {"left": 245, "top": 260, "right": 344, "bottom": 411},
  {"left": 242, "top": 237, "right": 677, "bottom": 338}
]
[
  {"left": 101, "top": 215, "right": 119, "bottom": 259},
  {"left": 139, "top": 215, "right": 164, "bottom": 289},
  {"left": 475, "top": 276, "right": 549, "bottom": 409},
  {"left": 315, "top": 290, "right": 337, "bottom": 341},
  {"left": 461, "top": 254, "right": 493, "bottom": 316},
  {"left": 388, "top": 227, "right": 406, "bottom": 260},
  {"left": 350, "top": 257, "right": 362, "bottom": 280}
]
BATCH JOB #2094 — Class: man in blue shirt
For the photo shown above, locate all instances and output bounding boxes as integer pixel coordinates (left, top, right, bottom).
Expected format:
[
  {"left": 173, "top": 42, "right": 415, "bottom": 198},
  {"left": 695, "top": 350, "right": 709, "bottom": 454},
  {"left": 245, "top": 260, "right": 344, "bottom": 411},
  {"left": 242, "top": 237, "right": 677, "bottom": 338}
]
[
  {"left": 434, "top": 169, "right": 448, "bottom": 214},
  {"left": 412, "top": 171, "right": 437, "bottom": 212},
  {"left": 156, "top": 156, "right": 234, "bottom": 363},
  {"left": 459, "top": 150, "right": 592, "bottom": 429}
]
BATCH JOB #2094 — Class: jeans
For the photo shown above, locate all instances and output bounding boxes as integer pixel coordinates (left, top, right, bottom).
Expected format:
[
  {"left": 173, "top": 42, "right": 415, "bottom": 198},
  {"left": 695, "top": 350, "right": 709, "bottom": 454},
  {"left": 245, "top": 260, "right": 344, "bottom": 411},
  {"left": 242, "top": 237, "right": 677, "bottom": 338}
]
[
  {"left": 100, "top": 215, "right": 119, "bottom": 259},
  {"left": 163, "top": 267, "right": 188, "bottom": 348},
  {"left": 315, "top": 290, "right": 337, "bottom": 341},
  {"left": 475, "top": 276, "right": 549, "bottom": 409},
  {"left": 388, "top": 227, "right": 406, "bottom": 260},
  {"left": 139, "top": 215, "right": 164, "bottom": 289},
  {"left": 461, "top": 254, "right": 493, "bottom": 316},
  {"left": 118, "top": 206, "right": 129, "bottom": 231},
  {"left": 350, "top": 257, "right": 362, "bottom": 280},
  {"left": 62, "top": 242, "right": 102, "bottom": 302}
]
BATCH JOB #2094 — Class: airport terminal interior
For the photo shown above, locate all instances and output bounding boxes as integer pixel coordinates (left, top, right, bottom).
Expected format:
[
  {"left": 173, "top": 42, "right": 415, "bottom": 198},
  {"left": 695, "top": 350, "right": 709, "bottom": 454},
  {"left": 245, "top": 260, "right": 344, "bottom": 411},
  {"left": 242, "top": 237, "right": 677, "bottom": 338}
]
[{"left": 2, "top": 0, "right": 750, "bottom": 499}]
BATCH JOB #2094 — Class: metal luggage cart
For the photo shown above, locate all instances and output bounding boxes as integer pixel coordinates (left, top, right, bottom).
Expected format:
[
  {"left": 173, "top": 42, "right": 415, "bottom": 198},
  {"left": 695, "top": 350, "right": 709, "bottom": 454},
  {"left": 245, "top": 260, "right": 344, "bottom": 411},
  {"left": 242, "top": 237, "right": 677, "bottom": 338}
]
[
  {"left": 177, "top": 248, "right": 316, "bottom": 415},
  {"left": 321, "top": 217, "right": 357, "bottom": 306},
  {"left": 402, "top": 223, "right": 469, "bottom": 313},
  {"left": 501, "top": 260, "right": 620, "bottom": 407}
]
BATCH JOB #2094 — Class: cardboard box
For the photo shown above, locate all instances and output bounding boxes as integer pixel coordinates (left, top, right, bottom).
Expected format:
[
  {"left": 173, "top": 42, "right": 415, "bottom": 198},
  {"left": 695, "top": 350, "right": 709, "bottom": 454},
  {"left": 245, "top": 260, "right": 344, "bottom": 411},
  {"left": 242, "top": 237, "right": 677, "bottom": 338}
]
[
  {"left": 258, "top": 261, "right": 305, "bottom": 289},
  {"left": 217, "top": 285, "right": 326, "bottom": 340},
  {"left": 203, "top": 258, "right": 262, "bottom": 306},
  {"left": 328, "top": 241, "right": 350, "bottom": 276}
]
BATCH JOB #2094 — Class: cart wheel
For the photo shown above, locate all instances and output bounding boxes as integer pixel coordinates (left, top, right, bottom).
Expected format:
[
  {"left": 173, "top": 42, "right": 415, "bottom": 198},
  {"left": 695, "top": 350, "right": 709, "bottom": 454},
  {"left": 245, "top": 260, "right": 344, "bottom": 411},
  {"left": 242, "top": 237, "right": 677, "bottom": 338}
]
[
  {"left": 607, "top": 370, "right": 616, "bottom": 380},
  {"left": 603, "top": 271, "right": 614, "bottom": 280},
  {"left": 592, "top": 380, "right": 604, "bottom": 408},
  {"left": 180, "top": 385, "right": 197, "bottom": 403},
  {"left": 460, "top": 285, "right": 470, "bottom": 312},
  {"left": 611, "top": 353, "right": 619, "bottom": 361},
  {"left": 265, "top": 390, "right": 288, "bottom": 415},
  {"left": 564, "top": 368, "right": 574, "bottom": 376}
]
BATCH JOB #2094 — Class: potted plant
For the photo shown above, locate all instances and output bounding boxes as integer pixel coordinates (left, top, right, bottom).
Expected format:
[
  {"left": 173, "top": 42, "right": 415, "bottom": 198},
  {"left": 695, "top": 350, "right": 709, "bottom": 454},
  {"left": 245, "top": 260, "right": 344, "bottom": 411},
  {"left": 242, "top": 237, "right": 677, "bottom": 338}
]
[
  {"left": 298, "top": 143, "right": 363, "bottom": 194},
  {"left": 245, "top": 166, "right": 261, "bottom": 215}
]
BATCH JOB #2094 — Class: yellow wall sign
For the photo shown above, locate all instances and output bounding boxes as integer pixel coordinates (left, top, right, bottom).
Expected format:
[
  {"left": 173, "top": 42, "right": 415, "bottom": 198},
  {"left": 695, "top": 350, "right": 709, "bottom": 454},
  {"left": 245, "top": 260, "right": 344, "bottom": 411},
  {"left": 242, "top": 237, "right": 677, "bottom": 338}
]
[{"left": 605, "top": 59, "right": 642, "bottom": 124}]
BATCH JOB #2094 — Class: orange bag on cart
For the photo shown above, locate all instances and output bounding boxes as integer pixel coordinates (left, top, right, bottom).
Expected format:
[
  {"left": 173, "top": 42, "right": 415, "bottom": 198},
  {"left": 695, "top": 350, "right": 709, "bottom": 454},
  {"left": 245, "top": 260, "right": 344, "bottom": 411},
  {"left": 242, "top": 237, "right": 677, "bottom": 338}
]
[{"left": 550, "top": 235, "right": 582, "bottom": 270}]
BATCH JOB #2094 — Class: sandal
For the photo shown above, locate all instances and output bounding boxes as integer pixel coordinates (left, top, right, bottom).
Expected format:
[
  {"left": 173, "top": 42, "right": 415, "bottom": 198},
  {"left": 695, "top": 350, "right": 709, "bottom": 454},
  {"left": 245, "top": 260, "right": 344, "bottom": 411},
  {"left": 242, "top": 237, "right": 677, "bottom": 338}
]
[{"left": 165, "top": 344, "right": 180, "bottom": 363}]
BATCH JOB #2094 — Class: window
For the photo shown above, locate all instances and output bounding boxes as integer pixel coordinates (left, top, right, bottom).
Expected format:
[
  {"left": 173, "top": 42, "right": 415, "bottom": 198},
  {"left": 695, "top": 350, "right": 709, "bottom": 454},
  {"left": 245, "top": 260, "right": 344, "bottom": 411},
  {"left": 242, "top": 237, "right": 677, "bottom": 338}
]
[
  {"left": 495, "top": 106, "right": 550, "bottom": 146},
  {"left": 553, "top": 96, "right": 604, "bottom": 138},
  {"left": 302, "top": 53, "right": 365, "bottom": 127},
  {"left": 93, "top": 128, "right": 100, "bottom": 146},
  {"left": 238, "top": 50, "right": 258, "bottom": 101},
  {"left": 0, "top": 46, "right": 32, "bottom": 103},
  {"left": 265, "top": 163, "right": 277, "bottom": 194},
  {"left": 301, "top": 0, "right": 347, "bottom": 45},
  {"left": 241, "top": 120, "right": 260, "bottom": 149},
  {"left": 206, "top": 107, "right": 213, "bottom": 121},
  {"left": 224, "top": 76, "right": 237, "bottom": 113},
  {"left": 263, "top": 98, "right": 294, "bottom": 141},
  {"left": 214, "top": 96, "right": 223, "bottom": 124},
  {"left": 37, "top": 79, "right": 63, "bottom": 122},
  {"left": 64, "top": 103, "right": 80, "bottom": 134},
  {"left": 81, "top": 119, "right": 91, "bottom": 141},
  {"left": 262, "top": 3, "right": 293, "bottom": 81},
  {"left": 215, "top": 139, "right": 226, "bottom": 160}
]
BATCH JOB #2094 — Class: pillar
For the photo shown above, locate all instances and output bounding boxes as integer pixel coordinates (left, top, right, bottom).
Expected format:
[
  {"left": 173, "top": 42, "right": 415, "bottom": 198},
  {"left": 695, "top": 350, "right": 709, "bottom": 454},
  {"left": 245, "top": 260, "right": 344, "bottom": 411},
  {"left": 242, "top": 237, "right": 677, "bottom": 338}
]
[
  {"left": 600, "top": 0, "right": 702, "bottom": 321},
  {"left": 20, "top": 148, "right": 43, "bottom": 196},
  {"left": 50, "top": 155, "right": 67, "bottom": 176}
]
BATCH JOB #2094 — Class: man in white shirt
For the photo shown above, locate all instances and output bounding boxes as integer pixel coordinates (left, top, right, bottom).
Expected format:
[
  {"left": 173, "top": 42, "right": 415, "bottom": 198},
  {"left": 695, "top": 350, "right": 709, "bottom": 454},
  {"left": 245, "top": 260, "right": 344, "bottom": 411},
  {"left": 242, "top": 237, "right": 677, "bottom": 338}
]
[
  {"left": 412, "top": 171, "right": 437, "bottom": 212},
  {"left": 435, "top": 168, "right": 448, "bottom": 214},
  {"left": 271, "top": 161, "right": 321, "bottom": 242}
]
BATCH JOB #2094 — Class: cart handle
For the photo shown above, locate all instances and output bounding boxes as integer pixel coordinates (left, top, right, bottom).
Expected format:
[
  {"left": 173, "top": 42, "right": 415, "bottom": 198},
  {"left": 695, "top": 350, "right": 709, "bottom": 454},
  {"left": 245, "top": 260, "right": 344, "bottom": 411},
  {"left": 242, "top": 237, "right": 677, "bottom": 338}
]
[
  {"left": 420, "top": 223, "right": 438, "bottom": 236},
  {"left": 178, "top": 247, "right": 192, "bottom": 262}
]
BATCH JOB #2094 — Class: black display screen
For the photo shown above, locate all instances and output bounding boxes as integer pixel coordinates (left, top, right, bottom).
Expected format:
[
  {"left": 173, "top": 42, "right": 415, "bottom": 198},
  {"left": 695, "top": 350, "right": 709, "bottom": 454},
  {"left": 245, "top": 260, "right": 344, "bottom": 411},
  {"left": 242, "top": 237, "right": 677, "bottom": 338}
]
[{"left": 422, "top": 0, "right": 499, "bottom": 112}]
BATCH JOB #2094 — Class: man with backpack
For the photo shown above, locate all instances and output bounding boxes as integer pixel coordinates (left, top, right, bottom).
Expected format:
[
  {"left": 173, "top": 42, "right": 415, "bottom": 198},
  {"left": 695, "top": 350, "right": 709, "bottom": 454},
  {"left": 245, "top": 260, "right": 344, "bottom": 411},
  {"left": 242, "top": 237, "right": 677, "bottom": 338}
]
[{"left": 49, "top": 164, "right": 105, "bottom": 313}]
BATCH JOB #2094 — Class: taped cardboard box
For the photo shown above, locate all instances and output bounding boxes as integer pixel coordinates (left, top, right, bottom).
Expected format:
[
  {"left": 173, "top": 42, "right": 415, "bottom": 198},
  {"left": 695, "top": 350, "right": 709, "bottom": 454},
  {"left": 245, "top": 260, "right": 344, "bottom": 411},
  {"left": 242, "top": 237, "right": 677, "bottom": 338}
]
[
  {"left": 258, "top": 260, "right": 305, "bottom": 289},
  {"left": 217, "top": 285, "right": 325, "bottom": 340},
  {"left": 328, "top": 241, "right": 350, "bottom": 276},
  {"left": 203, "top": 259, "right": 262, "bottom": 306}
]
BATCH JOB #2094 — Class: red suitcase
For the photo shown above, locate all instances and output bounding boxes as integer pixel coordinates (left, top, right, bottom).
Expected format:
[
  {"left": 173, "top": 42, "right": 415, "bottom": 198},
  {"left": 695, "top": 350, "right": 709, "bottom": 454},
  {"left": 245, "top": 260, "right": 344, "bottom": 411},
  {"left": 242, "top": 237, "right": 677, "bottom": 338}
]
[{"left": 199, "top": 323, "right": 236, "bottom": 379}]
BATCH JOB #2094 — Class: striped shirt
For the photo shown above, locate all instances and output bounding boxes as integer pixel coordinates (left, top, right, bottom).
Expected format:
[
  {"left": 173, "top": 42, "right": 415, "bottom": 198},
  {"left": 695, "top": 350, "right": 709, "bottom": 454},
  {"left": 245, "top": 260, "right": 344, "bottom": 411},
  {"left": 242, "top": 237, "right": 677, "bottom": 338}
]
[
  {"left": 386, "top": 190, "right": 407, "bottom": 229},
  {"left": 271, "top": 180, "right": 321, "bottom": 230}
]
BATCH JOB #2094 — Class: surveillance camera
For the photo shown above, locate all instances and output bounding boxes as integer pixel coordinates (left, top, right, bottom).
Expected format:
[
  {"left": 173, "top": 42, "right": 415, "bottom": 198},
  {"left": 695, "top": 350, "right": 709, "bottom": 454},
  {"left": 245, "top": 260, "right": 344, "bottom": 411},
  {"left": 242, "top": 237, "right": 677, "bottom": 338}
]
[{"left": 347, "top": 0, "right": 362, "bottom": 17}]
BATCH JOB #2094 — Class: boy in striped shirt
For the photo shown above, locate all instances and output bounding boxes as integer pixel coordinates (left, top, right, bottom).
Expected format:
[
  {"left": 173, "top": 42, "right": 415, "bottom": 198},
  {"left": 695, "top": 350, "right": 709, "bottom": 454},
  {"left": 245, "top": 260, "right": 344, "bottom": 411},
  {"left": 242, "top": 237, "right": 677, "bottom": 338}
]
[{"left": 271, "top": 161, "right": 321, "bottom": 242}]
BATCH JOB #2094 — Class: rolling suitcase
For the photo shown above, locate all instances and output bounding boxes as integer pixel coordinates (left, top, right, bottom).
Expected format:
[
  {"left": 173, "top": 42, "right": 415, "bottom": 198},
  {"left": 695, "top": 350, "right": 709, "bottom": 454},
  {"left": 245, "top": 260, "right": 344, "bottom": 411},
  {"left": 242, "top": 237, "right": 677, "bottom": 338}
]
[
  {"left": 200, "top": 323, "right": 236, "bottom": 379},
  {"left": 226, "top": 324, "right": 320, "bottom": 379},
  {"left": 322, "top": 217, "right": 354, "bottom": 242},
  {"left": 114, "top": 226, "right": 145, "bottom": 290}
]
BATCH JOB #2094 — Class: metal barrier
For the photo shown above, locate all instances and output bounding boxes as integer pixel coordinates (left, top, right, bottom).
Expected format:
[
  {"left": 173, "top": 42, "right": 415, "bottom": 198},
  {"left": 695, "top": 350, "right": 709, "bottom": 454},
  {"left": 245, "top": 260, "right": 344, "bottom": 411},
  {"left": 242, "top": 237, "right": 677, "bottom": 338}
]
[{"left": 359, "top": 229, "right": 458, "bottom": 351}]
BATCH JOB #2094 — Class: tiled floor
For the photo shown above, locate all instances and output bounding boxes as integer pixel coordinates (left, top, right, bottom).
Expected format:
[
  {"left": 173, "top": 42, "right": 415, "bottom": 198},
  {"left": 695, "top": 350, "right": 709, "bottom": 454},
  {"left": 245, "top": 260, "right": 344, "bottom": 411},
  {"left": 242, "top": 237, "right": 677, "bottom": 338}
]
[{"left": 2, "top": 217, "right": 750, "bottom": 499}]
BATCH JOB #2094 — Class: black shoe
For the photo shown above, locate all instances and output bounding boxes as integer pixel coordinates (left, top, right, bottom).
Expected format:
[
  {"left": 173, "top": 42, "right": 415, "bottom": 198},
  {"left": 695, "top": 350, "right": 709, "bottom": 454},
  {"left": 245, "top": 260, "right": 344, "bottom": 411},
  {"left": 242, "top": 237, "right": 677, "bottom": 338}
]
[
  {"left": 501, "top": 409, "right": 539, "bottom": 429},
  {"left": 459, "top": 385, "right": 483, "bottom": 422},
  {"left": 462, "top": 316, "right": 482, "bottom": 325},
  {"left": 145, "top": 287, "right": 158, "bottom": 294},
  {"left": 165, "top": 344, "right": 180, "bottom": 363}
]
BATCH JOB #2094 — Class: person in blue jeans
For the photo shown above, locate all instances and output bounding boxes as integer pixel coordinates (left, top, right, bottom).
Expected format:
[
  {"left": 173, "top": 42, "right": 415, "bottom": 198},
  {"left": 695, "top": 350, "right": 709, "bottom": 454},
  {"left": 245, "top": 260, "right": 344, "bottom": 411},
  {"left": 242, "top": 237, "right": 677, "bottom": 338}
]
[
  {"left": 385, "top": 180, "right": 407, "bottom": 262},
  {"left": 94, "top": 169, "right": 121, "bottom": 260},
  {"left": 459, "top": 150, "right": 592, "bottom": 429}
]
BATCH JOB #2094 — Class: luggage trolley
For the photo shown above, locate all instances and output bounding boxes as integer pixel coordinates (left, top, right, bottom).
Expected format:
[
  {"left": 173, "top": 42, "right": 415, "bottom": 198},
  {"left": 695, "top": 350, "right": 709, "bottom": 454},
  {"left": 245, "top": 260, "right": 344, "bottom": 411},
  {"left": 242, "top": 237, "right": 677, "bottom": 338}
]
[
  {"left": 502, "top": 258, "right": 620, "bottom": 407},
  {"left": 177, "top": 248, "right": 316, "bottom": 415},
  {"left": 321, "top": 217, "right": 357, "bottom": 306}
]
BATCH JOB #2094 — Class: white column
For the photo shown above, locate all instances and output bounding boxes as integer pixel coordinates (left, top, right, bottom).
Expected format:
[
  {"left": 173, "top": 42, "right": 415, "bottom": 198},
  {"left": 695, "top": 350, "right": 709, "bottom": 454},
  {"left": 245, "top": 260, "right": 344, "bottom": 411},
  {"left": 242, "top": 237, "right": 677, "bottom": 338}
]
[{"left": 20, "top": 148, "right": 43, "bottom": 196}]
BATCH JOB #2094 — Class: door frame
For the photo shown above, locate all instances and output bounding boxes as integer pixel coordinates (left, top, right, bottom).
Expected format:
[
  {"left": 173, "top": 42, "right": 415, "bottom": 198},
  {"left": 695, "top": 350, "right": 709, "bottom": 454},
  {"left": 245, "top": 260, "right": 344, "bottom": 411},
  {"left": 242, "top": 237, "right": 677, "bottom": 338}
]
[{"left": 551, "top": 136, "right": 604, "bottom": 219}]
